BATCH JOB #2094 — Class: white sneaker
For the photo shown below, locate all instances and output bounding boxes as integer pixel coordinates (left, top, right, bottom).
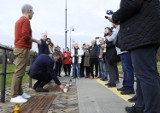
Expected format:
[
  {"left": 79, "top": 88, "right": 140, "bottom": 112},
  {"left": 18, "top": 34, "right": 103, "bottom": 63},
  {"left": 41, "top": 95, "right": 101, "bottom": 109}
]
[
  {"left": 10, "top": 96, "right": 27, "bottom": 103},
  {"left": 22, "top": 93, "right": 31, "bottom": 99}
]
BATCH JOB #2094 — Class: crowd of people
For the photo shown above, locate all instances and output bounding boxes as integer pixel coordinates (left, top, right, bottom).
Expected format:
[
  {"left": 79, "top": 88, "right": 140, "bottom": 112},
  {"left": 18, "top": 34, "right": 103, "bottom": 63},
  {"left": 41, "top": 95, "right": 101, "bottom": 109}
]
[{"left": 10, "top": 1, "right": 160, "bottom": 113}]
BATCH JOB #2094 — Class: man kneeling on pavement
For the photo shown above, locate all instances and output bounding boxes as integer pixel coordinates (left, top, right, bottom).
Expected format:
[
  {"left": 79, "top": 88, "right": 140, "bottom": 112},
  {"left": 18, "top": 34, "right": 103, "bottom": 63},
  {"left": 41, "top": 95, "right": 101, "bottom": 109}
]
[{"left": 28, "top": 52, "right": 64, "bottom": 92}]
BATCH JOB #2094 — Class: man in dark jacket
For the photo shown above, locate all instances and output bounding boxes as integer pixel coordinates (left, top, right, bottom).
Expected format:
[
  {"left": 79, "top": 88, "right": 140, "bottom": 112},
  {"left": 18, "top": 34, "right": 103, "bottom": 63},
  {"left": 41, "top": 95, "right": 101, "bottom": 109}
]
[
  {"left": 28, "top": 53, "right": 64, "bottom": 92},
  {"left": 107, "top": 0, "right": 160, "bottom": 113},
  {"left": 33, "top": 32, "right": 50, "bottom": 55},
  {"left": 89, "top": 40, "right": 99, "bottom": 78}
]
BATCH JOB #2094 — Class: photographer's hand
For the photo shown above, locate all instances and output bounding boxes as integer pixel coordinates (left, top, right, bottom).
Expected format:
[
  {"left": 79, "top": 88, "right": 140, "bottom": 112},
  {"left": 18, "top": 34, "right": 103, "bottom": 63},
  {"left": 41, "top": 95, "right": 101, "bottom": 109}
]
[
  {"left": 107, "top": 15, "right": 114, "bottom": 23},
  {"left": 107, "top": 15, "right": 119, "bottom": 25}
]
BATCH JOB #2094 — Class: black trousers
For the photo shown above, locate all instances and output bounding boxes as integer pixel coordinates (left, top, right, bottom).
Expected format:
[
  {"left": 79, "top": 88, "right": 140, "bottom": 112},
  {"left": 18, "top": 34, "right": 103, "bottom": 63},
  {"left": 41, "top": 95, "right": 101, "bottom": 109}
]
[
  {"left": 130, "top": 45, "right": 160, "bottom": 113},
  {"left": 63, "top": 64, "right": 71, "bottom": 76},
  {"left": 105, "top": 57, "right": 116, "bottom": 84},
  {"left": 80, "top": 63, "right": 85, "bottom": 77},
  {"left": 80, "top": 56, "right": 85, "bottom": 77},
  {"left": 84, "top": 66, "right": 90, "bottom": 78},
  {"left": 56, "top": 61, "right": 62, "bottom": 76},
  {"left": 33, "top": 71, "right": 52, "bottom": 89},
  {"left": 90, "top": 58, "right": 99, "bottom": 78}
]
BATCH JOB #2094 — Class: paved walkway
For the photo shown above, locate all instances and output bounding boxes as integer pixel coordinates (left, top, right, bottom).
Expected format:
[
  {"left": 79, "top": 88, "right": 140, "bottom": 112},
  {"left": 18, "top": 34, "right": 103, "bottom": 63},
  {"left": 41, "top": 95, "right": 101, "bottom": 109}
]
[
  {"left": 76, "top": 78, "right": 132, "bottom": 113},
  {"left": 0, "top": 76, "right": 135, "bottom": 113}
]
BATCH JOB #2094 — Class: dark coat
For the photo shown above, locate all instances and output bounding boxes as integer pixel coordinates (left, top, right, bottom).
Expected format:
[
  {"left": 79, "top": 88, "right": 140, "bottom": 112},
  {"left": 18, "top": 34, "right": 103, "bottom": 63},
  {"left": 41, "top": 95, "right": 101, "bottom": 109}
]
[
  {"left": 38, "top": 39, "right": 50, "bottom": 55},
  {"left": 28, "top": 54, "right": 61, "bottom": 85},
  {"left": 89, "top": 45, "right": 99, "bottom": 58},
  {"left": 84, "top": 49, "right": 90, "bottom": 67},
  {"left": 112, "top": 0, "right": 160, "bottom": 51},
  {"left": 105, "top": 40, "right": 118, "bottom": 64}
]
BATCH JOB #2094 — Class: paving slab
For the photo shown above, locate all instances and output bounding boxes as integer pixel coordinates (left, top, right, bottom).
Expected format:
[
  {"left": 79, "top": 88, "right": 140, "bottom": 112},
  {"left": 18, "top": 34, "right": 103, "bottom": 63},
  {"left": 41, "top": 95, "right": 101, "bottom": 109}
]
[{"left": 76, "top": 78, "right": 130, "bottom": 113}]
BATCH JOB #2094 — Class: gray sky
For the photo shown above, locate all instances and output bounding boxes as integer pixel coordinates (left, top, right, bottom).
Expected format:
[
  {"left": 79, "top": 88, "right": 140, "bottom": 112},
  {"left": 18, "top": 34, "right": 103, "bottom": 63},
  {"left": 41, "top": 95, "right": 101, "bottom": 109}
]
[{"left": 0, "top": 0, "right": 120, "bottom": 51}]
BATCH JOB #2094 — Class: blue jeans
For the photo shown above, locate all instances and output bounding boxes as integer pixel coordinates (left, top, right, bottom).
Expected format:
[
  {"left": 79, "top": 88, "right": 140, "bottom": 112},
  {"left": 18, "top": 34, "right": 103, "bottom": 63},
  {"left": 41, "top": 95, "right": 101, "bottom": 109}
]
[
  {"left": 72, "top": 63, "right": 81, "bottom": 78},
  {"left": 99, "top": 59, "right": 108, "bottom": 80},
  {"left": 120, "top": 52, "right": 134, "bottom": 89},
  {"left": 130, "top": 46, "right": 160, "bottom": 113}
]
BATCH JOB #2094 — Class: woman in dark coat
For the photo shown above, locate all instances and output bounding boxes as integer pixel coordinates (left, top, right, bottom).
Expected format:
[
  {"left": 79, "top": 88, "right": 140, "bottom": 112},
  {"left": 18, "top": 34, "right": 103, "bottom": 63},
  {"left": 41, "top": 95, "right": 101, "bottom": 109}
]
[{"left": 83, "top": 44, "right": 91, "bottom": 78}]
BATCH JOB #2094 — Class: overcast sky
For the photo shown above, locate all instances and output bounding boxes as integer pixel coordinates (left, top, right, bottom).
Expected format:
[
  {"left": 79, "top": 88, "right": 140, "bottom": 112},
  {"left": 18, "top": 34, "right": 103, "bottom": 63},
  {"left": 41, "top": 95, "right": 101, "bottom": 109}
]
[{"left": 0, "top": 0, "right": 120, "bottom": 52}]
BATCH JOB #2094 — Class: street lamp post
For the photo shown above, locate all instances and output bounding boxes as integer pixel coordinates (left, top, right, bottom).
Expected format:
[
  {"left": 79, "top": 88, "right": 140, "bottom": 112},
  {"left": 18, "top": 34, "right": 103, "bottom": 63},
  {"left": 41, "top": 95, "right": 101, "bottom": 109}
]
[
  {"left": 70, "top": 28, "right": 74, "bottom": 51},
  {"left": 65, "top": 0, "right": 68, "bottom": 48}
]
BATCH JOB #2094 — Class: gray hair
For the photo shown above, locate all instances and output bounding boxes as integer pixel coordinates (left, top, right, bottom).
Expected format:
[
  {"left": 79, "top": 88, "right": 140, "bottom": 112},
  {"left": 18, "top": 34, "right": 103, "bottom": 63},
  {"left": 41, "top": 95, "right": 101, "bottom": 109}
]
[
  {"left": 22, "top": 4, "right": 33, "bottom": 14},
  {"left": 48, "top": 52, "right": 60, "bottom": 59}
]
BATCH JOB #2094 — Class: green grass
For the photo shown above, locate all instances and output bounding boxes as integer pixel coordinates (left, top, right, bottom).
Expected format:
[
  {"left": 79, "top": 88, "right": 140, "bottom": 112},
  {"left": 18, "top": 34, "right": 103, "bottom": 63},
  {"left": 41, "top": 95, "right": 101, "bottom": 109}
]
[
  {"left": 157, "top": 62, "right": 160, "bottom": 73},
  {"left": 117, "top": 62, "right": 160, "bottom": 74},
  {"left": 0, "top": 64, "right": 30, "bottom": 87},
  {"left": 0, "top": 62, "right": 160, "bottom": 88}
]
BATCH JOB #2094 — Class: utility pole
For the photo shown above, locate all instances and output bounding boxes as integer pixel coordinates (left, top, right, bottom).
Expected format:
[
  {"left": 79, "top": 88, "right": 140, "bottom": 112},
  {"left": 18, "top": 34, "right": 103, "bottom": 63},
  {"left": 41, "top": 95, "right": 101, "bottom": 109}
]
[
  {"left": 65, "top": 0, "right": 68, "bottom": 48},
  {"left": 70, "top": 28, "right": 74, "bottom": 51}
]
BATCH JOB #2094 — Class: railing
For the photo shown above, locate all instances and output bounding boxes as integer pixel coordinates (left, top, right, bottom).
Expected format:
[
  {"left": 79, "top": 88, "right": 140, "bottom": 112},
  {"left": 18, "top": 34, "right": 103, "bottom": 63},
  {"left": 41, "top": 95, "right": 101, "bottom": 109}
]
[{"left": 0, "top": 44, "right": 34, "bottom": 103}]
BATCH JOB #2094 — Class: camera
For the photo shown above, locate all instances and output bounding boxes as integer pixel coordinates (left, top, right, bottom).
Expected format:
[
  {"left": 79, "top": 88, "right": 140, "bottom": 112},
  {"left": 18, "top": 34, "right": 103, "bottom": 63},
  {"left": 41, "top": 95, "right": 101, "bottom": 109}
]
[
  {"left": 104, "top": 16, "right": 108, "bottom": 19},
  {"left": 95, "top": 37, "right": 99, "bottom": 39},
  {"left": 106, "top": 10, "right": 114, "bottom": 15}
]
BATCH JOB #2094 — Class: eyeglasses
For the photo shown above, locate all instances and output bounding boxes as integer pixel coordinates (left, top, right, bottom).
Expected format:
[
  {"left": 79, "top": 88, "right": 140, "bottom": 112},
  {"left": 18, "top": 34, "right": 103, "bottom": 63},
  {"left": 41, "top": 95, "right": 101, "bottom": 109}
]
[
  {"left": 46, "top": 40, "right": 51, "bottom": 43},
  {"left": 29, "top": 10, "right": 34, "bottom": 14}
]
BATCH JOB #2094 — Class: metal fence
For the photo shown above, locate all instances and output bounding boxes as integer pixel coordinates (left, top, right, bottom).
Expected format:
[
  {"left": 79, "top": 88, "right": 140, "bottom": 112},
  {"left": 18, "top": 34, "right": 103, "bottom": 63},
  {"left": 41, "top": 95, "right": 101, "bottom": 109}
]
[{"left": 0, "top": 44, "right": 33, "bottom": 103}]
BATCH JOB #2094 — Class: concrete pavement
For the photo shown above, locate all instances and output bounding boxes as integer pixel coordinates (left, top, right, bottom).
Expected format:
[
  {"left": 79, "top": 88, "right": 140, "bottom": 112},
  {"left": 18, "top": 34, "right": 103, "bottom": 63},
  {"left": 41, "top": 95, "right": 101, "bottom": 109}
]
[
  {"left": 0, "top": 76, "right": 135, "bottom": 113},
  {"left": 76, "top": 78, "right": 132, "bottom": 113}
]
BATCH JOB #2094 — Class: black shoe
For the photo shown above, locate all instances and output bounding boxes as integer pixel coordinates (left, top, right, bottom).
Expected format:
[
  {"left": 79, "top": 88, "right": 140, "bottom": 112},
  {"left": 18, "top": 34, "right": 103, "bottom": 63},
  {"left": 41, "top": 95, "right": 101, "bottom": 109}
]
[
  {"left": 58, "top": 75, "right": 61, "bottom": 77},
  {"left": 105, "top": 83, "right": 111, "bottom": 86},
  {"left": 100, "top": 78, "right": 107, "bottom": 81},
  {"left": 121, "top": 89, "right": 135, "bottom": 95},
  {"left": 33, "top": 83, "right": 39, "bottom": 90},
  {"left": 102, "top": 79, "right": 107, "bottom": 81},
  {"left": 35, "top": 87, "right": 49, "bottom": 92},
  {"left": 33, "top": 85, "right": 37, "bottom": 90},
  {"left": 108, "top": 83, "right": 116, "bottom": 88},
  {"left": 117, "top": 87, "right": 126, "bottom": 91},
  {"left": 125, "top": 106, "right": 143, "bottom": 113},
  {"left": 128, "top": 95, "right": 137, "bottom": 103}
]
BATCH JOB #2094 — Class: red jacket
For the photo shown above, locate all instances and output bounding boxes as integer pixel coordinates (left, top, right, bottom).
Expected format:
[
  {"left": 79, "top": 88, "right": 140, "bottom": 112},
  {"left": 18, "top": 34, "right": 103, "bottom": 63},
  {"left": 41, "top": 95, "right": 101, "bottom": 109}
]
[
  {"left": 14, "top": 16, "right": 32, "bottom": 49},
  {"left": 62, "top": 52, "right": 72, "bottom": 64}
]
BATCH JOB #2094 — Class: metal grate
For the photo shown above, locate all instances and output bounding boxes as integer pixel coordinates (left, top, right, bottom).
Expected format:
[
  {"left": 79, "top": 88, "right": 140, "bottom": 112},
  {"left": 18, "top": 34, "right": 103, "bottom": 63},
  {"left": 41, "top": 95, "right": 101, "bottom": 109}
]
[{"left": 21, "top": 95, "right": 56, "bottom": 113}]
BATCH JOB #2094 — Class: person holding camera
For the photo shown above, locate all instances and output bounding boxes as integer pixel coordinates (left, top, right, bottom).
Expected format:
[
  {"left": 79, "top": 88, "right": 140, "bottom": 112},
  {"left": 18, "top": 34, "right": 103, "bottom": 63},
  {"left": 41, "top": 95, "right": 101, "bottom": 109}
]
[
  {"left": 104, "top": 27, "right": 117, "bottom": 87},
  {"left": 107, "top": 0, "right": 160, "bottom": 113}
]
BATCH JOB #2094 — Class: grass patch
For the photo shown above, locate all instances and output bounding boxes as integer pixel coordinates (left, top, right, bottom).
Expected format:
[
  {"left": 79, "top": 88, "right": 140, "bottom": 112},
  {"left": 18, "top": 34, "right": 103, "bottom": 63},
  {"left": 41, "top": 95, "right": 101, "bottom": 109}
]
[
  {"left": 0, "top": 62, "right": 160, "bottom": 88},
  {"left": 117, "top": 62, "right": 160, "bottom": 74},
  {"left": 0, "top": 64, "right": 30, "bottom": 88}
]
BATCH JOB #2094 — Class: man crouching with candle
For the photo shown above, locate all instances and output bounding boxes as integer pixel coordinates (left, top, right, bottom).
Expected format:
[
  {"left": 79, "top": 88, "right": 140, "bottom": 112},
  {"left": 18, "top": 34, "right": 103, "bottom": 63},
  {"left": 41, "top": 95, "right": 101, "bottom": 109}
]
[{"left": 28, "top": 52, "right": 64, "bottom": 92}]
